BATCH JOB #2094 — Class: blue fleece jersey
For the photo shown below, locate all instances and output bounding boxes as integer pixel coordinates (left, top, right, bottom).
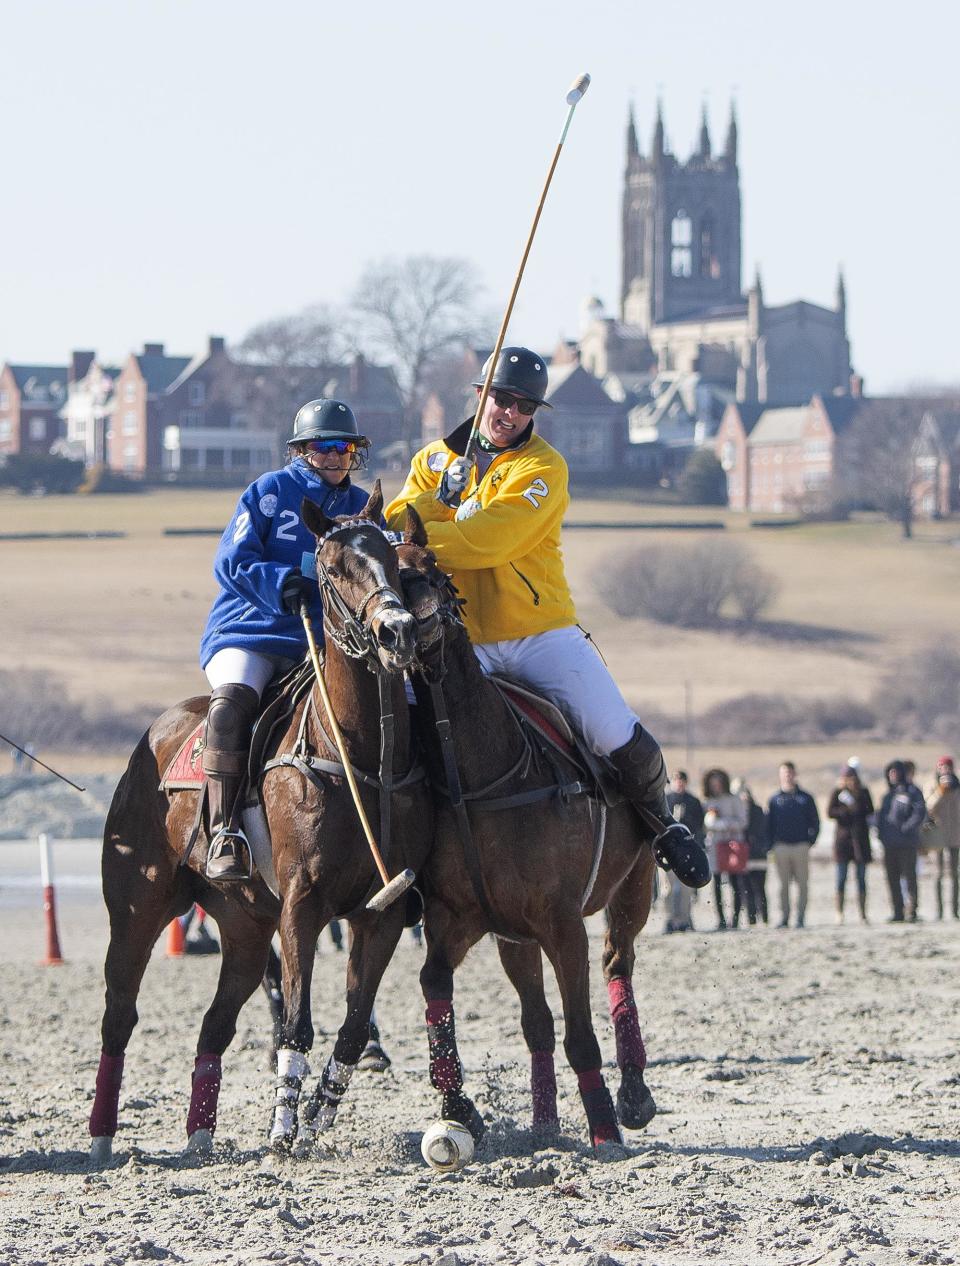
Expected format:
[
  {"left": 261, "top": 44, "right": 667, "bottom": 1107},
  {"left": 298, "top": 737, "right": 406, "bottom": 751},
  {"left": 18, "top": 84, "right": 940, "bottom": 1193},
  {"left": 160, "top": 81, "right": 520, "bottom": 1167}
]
[{"left": 199, "top": 459, "right": 375, "bottom": 669}]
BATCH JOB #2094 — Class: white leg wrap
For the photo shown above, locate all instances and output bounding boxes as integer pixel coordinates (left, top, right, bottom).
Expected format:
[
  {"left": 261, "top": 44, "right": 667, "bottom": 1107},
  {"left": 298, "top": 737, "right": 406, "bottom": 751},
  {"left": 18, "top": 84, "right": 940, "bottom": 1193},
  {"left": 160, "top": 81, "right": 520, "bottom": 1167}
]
[
  {"left": 270, "top": 1048, "right": 309, "bottom": 1144},
  {"left": 316, "top": 1054, "right": 357, "bottom": 1132}
]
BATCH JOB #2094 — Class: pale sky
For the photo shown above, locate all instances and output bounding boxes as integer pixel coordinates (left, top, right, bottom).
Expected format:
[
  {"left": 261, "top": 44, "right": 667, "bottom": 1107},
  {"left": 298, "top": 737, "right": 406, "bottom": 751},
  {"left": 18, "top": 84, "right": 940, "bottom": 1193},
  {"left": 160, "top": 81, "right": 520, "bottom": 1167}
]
[{"left": 3, "top": 0, "right": 957, "bottom": 393}]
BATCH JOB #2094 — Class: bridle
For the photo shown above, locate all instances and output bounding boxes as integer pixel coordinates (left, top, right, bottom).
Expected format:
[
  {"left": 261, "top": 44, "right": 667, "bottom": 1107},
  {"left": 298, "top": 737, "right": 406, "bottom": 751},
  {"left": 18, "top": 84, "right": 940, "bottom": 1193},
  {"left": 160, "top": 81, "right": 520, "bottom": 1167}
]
[
  {"left": 398, "top": 557, "right": 464, "bottom": 684},
  {"left": 314, "top": 519, "right": 407, "bottom": 670}
]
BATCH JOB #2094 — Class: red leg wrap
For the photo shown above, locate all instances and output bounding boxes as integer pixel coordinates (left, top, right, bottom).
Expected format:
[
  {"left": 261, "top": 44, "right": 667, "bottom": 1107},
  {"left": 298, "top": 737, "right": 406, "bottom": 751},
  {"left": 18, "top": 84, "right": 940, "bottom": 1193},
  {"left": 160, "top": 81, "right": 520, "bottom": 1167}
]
[
  {"left": 577, "top": 1068, "right": 620, "bottom": 1146},
  {"left": 186, "top": 1053, "right": 222, "bottom": 1137},
  {"left": 426, "top": 1000, "right": 462, "bottom": 1095},
  {"left": 607, "top": 977, "right": 647, "bottom": 1071},
  {"left": 531, "top": 1050, "right": 558, "bottom": 1126},
  {"left": 89, "top": 1051, "right": 124, "bottom": 1138}
]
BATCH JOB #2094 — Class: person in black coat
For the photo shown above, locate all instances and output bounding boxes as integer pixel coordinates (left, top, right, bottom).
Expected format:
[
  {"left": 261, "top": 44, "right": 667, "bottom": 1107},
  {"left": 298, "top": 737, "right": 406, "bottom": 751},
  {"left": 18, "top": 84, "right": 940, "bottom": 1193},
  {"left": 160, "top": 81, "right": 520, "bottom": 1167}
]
[
  {"left": 732, "top": 779, "right": 769, "bottom": 925},
  {"left": 827, "top": 765, "right": 875, "bottom": 923},
  {"left": 877, "top": 758, "right": 927, "bottom": 922}
]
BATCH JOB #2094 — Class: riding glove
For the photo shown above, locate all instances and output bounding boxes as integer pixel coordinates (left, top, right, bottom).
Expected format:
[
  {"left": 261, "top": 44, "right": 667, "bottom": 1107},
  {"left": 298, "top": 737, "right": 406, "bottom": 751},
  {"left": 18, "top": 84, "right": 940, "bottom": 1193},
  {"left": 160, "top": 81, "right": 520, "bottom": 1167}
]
[
  {"left": 280, "top": 568, "right": 310, "bottom": 616},
  {"left": 436, "top": 456, "right": 473, "bottom": 508}
]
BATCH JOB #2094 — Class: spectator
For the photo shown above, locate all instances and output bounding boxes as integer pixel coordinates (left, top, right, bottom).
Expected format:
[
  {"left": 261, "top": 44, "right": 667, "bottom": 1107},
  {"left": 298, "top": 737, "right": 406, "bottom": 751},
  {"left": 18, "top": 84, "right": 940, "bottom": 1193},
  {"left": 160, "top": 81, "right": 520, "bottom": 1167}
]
[
  {"left": 665, "top": 770, "right": 705, "bottom": 933},
  {"left": 827, "top": 765, "right": 875, "bottom": 923},
  {"left": 702, "top": 768, "right": 748, "bottom": 931},
  {"left": 767, "top": 761, "right": 820, "bottom": 930},
  {"left": 732, "top": 778, "right": 769, "bottom": 925},
  {"left": 877, "top": 759, "right": 927, "bottom": 922},
  {"left": 924, "top": 755, "right": 960, "bottom": 921}
]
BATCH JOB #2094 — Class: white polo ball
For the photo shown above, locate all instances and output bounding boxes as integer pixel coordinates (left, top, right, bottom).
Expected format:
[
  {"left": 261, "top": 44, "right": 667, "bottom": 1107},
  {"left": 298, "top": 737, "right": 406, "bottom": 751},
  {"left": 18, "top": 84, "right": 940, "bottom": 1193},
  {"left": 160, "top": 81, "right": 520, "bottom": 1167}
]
[{"left": 420, "top": 1118, "right": 475, "bottom": 1172}]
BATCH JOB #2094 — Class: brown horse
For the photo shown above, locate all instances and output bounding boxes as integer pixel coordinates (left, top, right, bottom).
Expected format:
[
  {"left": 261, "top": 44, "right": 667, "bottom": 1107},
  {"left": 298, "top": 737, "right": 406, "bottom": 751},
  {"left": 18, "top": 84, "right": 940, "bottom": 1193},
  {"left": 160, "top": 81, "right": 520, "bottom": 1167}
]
[
  {"left": 89, "top": 486, "right": 431, "bottom": 1162},
  {"left": 396, "top": 512, "right": 657, "bottom": 1151}
]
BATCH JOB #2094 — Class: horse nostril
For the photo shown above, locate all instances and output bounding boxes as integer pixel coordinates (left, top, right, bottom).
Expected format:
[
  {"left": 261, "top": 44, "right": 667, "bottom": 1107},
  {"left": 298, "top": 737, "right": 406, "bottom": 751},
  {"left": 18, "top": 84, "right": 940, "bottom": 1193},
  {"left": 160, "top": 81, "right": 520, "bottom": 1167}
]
[{"left": 378, "top": 623, "right": 398, "bottom": 650}]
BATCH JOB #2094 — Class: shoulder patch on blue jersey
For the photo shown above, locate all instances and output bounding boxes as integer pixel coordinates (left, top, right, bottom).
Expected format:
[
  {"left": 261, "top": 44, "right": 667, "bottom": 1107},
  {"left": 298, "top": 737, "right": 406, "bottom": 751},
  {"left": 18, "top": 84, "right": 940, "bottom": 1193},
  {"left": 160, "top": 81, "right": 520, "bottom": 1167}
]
[
  {"left": 427, "top": 452, "right": 447, "bottom": 473},
  {"left": 259, "top": 493, "right": 278, "bottom": 517}
]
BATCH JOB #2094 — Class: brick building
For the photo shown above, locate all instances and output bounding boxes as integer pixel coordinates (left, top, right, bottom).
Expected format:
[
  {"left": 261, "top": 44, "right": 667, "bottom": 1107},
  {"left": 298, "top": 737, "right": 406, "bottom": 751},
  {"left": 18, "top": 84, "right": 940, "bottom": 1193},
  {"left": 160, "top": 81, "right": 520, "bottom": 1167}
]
[{"left": 0, "top": 363, "right": 68, "bottom": 458}]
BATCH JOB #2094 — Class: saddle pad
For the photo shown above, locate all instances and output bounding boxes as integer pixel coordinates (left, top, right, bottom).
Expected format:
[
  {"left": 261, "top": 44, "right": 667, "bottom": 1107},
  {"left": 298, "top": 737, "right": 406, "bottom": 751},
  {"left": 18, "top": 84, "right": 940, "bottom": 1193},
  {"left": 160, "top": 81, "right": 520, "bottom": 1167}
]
[
  {"left": 488, "top": 675, "right": 576, "bottom": 757},
  {"left": 160, "top": 721, "right": 206, "bottom": 791}
]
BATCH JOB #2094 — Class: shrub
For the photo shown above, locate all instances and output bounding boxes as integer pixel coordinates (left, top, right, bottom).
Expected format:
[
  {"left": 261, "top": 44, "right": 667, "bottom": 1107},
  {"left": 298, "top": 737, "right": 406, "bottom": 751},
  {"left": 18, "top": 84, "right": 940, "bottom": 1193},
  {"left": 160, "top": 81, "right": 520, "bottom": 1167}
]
[
  {"left": 676, "top": 449, "right": 727, "bottom": 506},
  {"left": 594, "top": 538, "right": 777, "bottom": 628},
  {"left": 78, "top": 464, "right": 144, "bottom": 495},
  {"left": 0, "top": 668, "right": 152, "bottom": 751},
  {"left": 0, "top": 453, "right": 84, "bottom": 494},
  {"left": 871, "top": 643, "right": 960, "bottom": 743}
]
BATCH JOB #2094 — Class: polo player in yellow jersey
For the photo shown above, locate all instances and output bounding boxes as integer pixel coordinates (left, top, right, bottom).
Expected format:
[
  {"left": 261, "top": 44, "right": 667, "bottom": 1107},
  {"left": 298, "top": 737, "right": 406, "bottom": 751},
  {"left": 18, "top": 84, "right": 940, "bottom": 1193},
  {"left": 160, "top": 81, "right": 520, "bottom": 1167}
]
[{"left": 387, "top": 346, "right": 709, "bottom": 889}]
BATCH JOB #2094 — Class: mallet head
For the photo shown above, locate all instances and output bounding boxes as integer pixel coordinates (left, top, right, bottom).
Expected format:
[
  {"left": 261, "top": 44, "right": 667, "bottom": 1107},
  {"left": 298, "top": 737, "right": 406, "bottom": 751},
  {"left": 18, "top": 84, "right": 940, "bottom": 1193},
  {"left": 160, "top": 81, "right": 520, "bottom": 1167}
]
[{"left": 566, "top": 73, "right": 591, "bottom": 105}]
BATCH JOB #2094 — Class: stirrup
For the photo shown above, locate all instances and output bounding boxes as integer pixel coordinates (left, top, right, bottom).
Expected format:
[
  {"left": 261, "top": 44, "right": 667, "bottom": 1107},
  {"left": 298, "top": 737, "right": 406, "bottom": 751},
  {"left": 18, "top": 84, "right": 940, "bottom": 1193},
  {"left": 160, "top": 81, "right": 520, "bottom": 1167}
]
[{"left": 205, "top": 827, "right": 253, "bottom": 882}]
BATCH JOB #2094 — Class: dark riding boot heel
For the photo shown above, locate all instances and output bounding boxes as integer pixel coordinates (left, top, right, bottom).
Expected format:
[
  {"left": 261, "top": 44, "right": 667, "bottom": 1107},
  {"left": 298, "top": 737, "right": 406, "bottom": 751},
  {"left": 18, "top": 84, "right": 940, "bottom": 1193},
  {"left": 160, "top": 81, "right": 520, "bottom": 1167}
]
[
  {"left": 203, "top": 683, "right": 259, "bottom": 882},
  {"left": 610, "top": 725, "right": 711, "bottom": 890}
]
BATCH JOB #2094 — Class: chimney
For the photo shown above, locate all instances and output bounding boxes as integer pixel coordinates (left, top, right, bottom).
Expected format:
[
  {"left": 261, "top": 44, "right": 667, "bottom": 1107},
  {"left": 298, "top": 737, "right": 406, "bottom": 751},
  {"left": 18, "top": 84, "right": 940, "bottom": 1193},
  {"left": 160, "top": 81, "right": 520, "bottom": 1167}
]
[
  {"left": 143, "top": 343, "right": 164, "bottom": 357},
  {"left": 208, "top": 335, "right": 226, "bottom": 356},
  {"left": 70, "top": 350, "right": 95, "bottom": 384}
]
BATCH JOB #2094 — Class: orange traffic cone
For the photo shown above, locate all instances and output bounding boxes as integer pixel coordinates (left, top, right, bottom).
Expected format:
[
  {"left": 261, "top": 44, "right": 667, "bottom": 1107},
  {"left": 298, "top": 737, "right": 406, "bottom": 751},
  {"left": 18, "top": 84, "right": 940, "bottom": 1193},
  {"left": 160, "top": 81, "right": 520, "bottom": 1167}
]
[{"left": 166, "top": 916, "right": 186, "bottom": 957}]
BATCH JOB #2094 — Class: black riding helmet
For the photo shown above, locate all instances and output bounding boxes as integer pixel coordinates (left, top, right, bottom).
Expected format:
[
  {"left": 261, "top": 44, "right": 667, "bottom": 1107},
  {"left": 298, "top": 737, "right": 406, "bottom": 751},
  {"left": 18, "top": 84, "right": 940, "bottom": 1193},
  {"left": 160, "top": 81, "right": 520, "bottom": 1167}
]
[
  {"left": 286, "top": 398, "right": 370, "bottom": 447},
  {"left": 472, "top": 346, "right": 553, "bottom": 409}
]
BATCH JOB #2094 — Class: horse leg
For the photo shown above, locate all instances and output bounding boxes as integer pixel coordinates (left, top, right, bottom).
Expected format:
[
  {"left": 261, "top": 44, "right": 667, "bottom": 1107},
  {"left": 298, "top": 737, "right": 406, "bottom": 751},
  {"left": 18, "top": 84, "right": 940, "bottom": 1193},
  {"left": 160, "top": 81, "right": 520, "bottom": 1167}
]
[
  {"left": 299, "top": 907, "right": 405, "bottom": 1145},
  {"left": 544, "top": 917, "right": 621, "bottom": 1148},
  {"left": 602, "top": 863, "right": 656, "bottom": 1131},
  {"left": 260, "top": 943, "right": 283, "bottom": 1066},
  {"left": 419, "top": 907, "right": 484, "bottom": 1142},
  {"left": 269, "top": 886, "right": 324, "bottom": 1151},
  {"left": 90, "top": 827, "right": 189, "bottom": 1163},
  {"left": 495, "top": 940, "right": 558, "bottom": 1133},
  {"left": 184, "top": 908, "right": 276, "bottom": 1153}
]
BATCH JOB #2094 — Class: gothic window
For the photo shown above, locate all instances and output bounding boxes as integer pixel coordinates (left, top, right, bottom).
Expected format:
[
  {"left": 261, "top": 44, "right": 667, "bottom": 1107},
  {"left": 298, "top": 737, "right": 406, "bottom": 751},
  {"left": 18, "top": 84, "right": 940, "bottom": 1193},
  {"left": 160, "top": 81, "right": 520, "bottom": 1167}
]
[
  {"left": 670, "top": 211, "right": 692, "bottom": 278},
  {"left": 699, "top": 214, "right": 720, "bottom": 279}
]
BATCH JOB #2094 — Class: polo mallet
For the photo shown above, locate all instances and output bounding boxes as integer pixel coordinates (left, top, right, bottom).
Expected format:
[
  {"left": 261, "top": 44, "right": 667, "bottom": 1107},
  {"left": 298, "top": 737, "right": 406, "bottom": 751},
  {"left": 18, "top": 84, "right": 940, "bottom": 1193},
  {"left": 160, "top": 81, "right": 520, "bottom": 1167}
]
[
  {"left": 299, "top": 602, "right": 414, "bottom": 913},
  {"left": 463, "top": 71, "right": 591, "bottom": 469}
]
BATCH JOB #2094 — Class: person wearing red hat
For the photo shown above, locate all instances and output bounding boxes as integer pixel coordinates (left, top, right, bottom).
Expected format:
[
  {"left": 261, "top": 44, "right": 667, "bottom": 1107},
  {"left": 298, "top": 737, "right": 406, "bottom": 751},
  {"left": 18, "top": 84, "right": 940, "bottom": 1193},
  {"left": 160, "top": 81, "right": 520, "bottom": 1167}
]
[{"left": 924, "top": 756, "right": 960, "bottom": 919}]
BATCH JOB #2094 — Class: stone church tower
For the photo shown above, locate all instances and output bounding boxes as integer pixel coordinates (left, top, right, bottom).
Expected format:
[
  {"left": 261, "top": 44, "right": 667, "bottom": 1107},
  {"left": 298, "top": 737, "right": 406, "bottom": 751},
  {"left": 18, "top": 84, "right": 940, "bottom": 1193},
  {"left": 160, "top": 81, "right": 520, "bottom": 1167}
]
[{"left": 621, "top": 103, "right": 742, "bottom": 331}]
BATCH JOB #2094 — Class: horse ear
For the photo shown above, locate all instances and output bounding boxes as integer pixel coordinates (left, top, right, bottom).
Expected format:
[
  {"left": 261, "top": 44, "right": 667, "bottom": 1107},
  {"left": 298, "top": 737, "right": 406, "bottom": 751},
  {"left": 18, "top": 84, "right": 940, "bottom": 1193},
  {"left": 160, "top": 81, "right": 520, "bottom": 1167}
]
[
  {"left": 301, "top": 496, "right": 332, "bottom": 540},
  {"left": 361, "top": 479, "right": 384, "bottom": 522},
  {"left": 404, "top": 505, "right": 428, "bottom": 547}
]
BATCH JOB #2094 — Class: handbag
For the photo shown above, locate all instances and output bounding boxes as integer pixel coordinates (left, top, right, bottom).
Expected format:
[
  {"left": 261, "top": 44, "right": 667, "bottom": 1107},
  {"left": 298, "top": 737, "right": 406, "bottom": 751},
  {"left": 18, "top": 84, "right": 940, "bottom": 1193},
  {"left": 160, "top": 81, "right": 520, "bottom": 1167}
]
[{"left": 715, "top": 839, "right": 749, "bottom": 874}]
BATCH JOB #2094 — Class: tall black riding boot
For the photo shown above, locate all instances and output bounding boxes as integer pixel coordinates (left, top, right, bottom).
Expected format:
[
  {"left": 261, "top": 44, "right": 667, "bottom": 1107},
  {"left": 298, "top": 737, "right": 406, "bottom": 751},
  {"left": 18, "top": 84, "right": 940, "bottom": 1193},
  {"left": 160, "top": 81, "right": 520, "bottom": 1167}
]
[
  {"left": 609, "top": 725, "right": 710, "bottom": 890},
  {"left": 203, "top": 683, "right": 260, "bottom": 881}
]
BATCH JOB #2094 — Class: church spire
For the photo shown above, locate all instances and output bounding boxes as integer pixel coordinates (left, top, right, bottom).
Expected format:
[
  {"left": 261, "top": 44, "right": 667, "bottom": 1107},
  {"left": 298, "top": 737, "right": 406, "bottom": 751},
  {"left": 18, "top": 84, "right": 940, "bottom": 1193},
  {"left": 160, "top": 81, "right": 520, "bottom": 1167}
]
[
  {"left": 724, "top": 101, "right": 738, "bottom": 164},
  {"left": 652, "top": 99, "right": 665, "bottom": 162},
  {"left": 697, "top": 104, "right": 711, "bottom": 158},
  {"left": 835, "top": 266, "right": 846, "bottom": 315},
  {"left": 626, "top": 103, "right": 640, "bottom": 159}
]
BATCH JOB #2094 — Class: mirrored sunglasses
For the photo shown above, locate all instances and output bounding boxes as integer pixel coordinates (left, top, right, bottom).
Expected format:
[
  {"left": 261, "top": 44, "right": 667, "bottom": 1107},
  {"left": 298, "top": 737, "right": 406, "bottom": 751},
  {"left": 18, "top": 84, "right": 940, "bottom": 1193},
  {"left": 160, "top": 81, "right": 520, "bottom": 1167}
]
[
  {"left": 304, "top": 439, "right": 358, "bottom": 454},
  {"left": 491, "top": 389, "right": 538, "bottom": 416}
]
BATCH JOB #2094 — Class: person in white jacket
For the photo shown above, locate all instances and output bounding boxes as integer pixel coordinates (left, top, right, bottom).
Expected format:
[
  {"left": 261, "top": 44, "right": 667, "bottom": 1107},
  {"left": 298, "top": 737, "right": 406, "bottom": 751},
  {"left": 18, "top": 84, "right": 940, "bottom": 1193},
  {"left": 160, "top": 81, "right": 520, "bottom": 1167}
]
[{"left": 702, "top": 768, "right": 749, "bottom": 931}]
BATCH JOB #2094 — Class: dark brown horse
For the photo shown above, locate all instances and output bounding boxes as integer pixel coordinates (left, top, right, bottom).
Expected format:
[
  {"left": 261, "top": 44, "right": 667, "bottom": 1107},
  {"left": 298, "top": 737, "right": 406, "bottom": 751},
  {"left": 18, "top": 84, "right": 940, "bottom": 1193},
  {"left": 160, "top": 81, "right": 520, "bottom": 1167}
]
[
  {"left": 396, "top": 513, "right": 657, "bottom": 1152},
  {"left": 89, "top": 486, "right": 431, "bottom": 1162}
]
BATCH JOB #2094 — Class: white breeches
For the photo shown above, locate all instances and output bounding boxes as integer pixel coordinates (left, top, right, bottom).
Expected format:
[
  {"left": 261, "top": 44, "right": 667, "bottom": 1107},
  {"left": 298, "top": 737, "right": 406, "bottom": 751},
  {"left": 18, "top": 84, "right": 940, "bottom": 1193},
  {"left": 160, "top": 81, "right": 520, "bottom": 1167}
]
[
  {"left": 473, "top": 625, "right": 638, "bottom": 756},
  {"left": 204, "top": 648, "right": 293, "bottom": 697}
]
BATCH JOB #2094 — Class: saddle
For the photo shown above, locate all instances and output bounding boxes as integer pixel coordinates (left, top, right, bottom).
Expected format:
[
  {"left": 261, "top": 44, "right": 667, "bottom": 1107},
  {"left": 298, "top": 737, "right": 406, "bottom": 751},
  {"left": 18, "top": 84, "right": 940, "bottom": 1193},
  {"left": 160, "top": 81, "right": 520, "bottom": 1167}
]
[
  {"left": 487, "top": 675, "right": 623, "bottom": 809},
  {"left": 159, "top": 660, "right": 315, "bottom": 794}
]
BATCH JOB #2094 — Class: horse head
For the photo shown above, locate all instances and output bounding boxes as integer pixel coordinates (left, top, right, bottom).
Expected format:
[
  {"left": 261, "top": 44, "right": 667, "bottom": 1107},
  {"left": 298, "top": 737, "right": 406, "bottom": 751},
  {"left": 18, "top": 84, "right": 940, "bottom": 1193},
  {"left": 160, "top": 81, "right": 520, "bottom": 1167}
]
[
  {"left": 301, "top": 481, "right": 419, "bottom": 673},
  {"left": 394, "top": 506, "right": 464, "bottom": 684}
]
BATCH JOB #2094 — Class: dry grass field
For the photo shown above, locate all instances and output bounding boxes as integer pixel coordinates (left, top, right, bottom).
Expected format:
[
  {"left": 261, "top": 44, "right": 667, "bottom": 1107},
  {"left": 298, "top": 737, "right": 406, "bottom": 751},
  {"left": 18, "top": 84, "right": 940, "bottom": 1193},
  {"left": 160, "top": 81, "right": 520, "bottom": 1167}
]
[{"left": 2, "top": 484, "right": 958, "bottom": 796}]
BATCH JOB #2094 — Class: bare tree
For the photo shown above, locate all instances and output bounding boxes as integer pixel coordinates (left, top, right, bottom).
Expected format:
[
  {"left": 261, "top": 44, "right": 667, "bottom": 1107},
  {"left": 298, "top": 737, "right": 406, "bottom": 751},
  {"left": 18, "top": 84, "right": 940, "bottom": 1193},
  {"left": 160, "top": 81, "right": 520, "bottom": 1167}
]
[
  {"left": 234, "top": 306, "right": 350, "bottom": 453},
  {"left": 350, "top": 256, "right": 490, "bottom": 443},
  {"left": 832, "top": 398, "right": 927, "bottom": 539}
]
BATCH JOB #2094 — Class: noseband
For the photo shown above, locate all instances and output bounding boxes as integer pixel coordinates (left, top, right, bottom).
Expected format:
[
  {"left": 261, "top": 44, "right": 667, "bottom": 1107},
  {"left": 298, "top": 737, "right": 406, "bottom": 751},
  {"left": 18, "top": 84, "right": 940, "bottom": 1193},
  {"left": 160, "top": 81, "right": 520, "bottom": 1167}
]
[{"left": 314, "top": 519, "right": 406, "bottom": 668}]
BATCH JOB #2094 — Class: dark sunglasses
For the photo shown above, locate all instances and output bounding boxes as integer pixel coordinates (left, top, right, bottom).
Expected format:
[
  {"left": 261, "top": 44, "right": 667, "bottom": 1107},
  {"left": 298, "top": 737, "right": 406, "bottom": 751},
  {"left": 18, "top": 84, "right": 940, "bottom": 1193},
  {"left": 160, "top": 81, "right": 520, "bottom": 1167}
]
[
  {"left": 491, "top": 389, "right": 538, "bottom": 416},
  {"left": 304, "top": 439, "right": 359, "bottom": 454}
]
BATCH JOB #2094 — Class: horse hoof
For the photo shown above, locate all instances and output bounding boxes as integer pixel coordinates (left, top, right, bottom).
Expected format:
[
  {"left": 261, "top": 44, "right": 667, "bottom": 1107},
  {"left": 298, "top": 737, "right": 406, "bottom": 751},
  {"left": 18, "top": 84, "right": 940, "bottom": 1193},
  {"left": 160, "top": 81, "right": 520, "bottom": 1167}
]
[
  {"left": 617, "top": 1068, "right": 657, "bottom": 1131},
  {"left": 356, "top": 1042, "right": 391, "bottom": 1073},
  {"left": 89, "top": 1136, "right": 113, "bottom": 1166},
  {"left": 186, "top": 1128, "right": 214, "bottom": 1155}
]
